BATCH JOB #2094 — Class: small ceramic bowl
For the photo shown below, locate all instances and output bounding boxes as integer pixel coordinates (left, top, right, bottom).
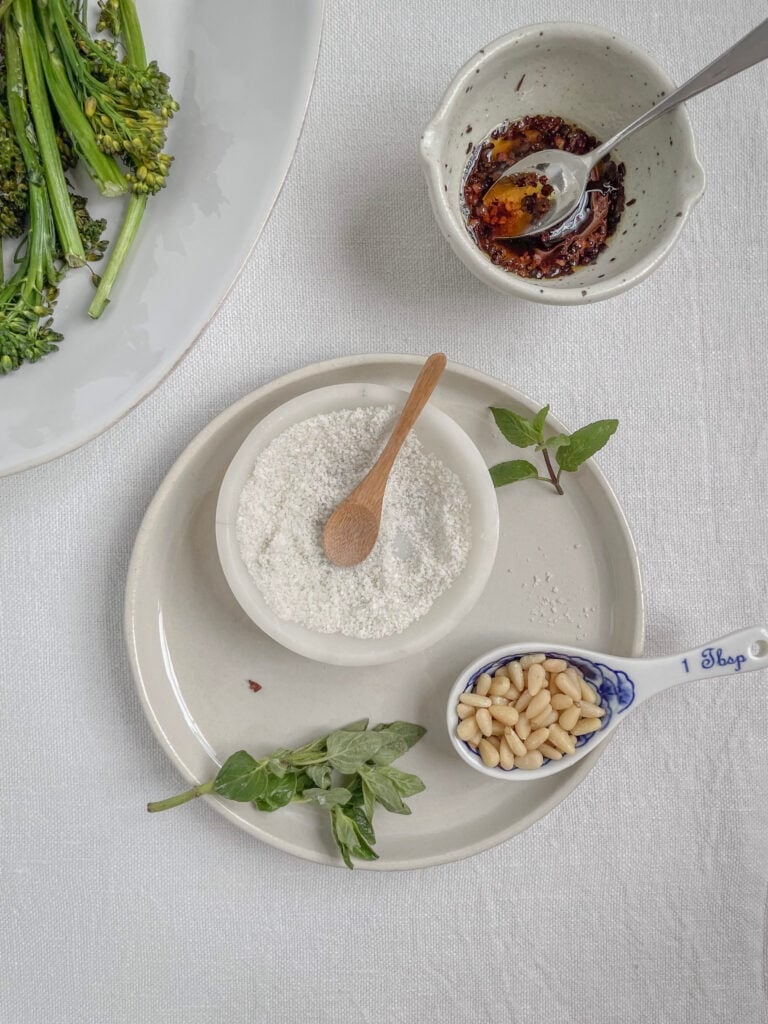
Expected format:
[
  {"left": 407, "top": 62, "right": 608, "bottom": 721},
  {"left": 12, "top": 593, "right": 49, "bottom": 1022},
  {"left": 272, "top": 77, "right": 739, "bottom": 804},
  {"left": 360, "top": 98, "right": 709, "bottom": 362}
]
[
  {"left": 420, "top": 22, "right": 706, "bottom": 304},
  {"left": 446, "top": 642, "right": 622, "bottom": 780},
  {"left": 216, "top": 383, "right": 500, "bottom": 667}
]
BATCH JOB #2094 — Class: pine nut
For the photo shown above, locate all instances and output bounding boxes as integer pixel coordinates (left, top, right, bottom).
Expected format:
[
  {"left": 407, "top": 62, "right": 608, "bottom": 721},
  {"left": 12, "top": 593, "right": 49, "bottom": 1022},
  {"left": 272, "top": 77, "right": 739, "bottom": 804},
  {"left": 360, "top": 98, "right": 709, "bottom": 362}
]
[
  {"left": 514, "top": 751, "right": 544, "bottom": 770},
  {"left": 476, "top": 708, "right": 493, "bottom": 736},
  {"left": 489, "top": 676, "right": 511, "bottom": 696},
  {"left": 526, "top": 689, "right": 551, "bottom": 720},
  {"left": 542, "top": 658, "right": 567, "bottom": 674},
  {"left": 571, "top": 718, "right": 603, "bottom": 736},
  {"left": 489, "top": 695, "right": 509, "bottom": 705},
  {"left": 539, "top": 742, "right": 563, "bottom": 760},
  {"left": 494, "top": 666, "right": 510, "bottom": 679},
  {"left": 514, "top": 689, "right": 532, "bottom": 713},
  {"left": 580, "top": 680, "right": 598, "bottom": 703},
  {"left": 504, "top": 727, "right": 527, "bottom": 756},
  {"left": 479, "top": 738, "right": 500, "bottom": 767},
  {"left": 531, "top": 708, "right": 558, "bottom": 728},
  {"left": 520, "top": 653, "right": 546, "bottom": 669},
  {"left": 508, "top": 660, "right": 524, "bottom": 690},
  {"left": 558, "top": 705, "right": 581, "bottom": 732},
  {"left": 577, "top": 701, "right": 606, "bottom": 719},
  {"left": 475, "top": 672, "right": 492, "bottom": 696},
  {"left": 460, "top": 693, "right": 492, "bottom": 708},
  {"left": 456, "top": 716, "right": 479, "bottom": 741},
  {"left": 527, "top": 662, "right": 546, "bottom": 696},
  {"left": 490, "top": 720, "right": 506, "bottom": 736},
  {"left": 548, "top": 723, "right": 576, "bottom": 755},
  {"left": 515, "top": 715, "right": 531, "bottom": 742},
  {"left": 489, "top": 704, "right": 519, "bottom": 726},
  {"left": 555, "top": 672, "right": 581, "bottom": 701},
  {"left": 499, "top": 738, "right": 515, "bottom": 770},
  {"left": 526, "top": 727, "right": 550, "bottom": 751},
  {"left": 487, "top": 735, "right": 501, "bottom": 749},
  {"left": 551, "top": 693, "right": 573, "bottom": 710},
  {"left": 457, "top": 703, "right": 475, "bottom": 720}
]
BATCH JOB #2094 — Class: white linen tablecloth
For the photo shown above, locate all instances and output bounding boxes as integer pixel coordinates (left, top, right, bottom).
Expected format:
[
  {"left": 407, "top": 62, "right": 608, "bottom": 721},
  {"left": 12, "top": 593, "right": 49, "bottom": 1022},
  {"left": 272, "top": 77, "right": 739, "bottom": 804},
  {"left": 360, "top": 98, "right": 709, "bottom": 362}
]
[{"left": 2, "top": 1, "right": 767, "bottom": 1021}]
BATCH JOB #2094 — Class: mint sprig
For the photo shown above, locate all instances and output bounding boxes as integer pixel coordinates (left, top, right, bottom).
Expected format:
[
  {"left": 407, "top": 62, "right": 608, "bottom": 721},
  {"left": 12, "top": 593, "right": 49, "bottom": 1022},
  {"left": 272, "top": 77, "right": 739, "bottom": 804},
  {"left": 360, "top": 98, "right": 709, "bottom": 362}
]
[
  {"left": 489, "top": 405, "right": 617, "bottom": 495},
  {"left": 147, "top": 719, "right": 426, "bottom": 869}
]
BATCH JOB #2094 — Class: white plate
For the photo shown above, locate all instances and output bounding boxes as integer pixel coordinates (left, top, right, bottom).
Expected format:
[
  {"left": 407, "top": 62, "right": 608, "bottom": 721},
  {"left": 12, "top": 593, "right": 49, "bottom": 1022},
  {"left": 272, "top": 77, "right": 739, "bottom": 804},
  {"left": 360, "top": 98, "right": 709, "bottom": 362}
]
[
  {"left": 0, "top": 0, "right": 324, "bottom": 478},
  {"left": 125, "top": 355, "right": 644, "bottom": 870}
]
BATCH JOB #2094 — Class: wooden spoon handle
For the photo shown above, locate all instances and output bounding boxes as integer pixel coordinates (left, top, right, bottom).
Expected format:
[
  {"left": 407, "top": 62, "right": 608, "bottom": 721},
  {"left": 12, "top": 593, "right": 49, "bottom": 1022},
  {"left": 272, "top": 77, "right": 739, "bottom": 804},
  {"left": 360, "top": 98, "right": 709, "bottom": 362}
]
[{"left": 375, "top": 353, "right": 447, "bottom": 476}]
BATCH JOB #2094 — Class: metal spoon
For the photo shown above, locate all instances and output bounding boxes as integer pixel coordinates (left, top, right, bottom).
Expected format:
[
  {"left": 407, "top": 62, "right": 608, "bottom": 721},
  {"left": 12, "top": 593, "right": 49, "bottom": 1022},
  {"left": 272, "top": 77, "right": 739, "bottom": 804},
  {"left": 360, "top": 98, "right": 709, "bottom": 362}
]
[
  {"left": 484, "top": 17, "right": 768, "bottom": 239},
  {"left": 322, "top": 353, "right": 447, "bottom": 567},
  {"left": 448, "top": 627, "right": 768, "bottom": 780}
]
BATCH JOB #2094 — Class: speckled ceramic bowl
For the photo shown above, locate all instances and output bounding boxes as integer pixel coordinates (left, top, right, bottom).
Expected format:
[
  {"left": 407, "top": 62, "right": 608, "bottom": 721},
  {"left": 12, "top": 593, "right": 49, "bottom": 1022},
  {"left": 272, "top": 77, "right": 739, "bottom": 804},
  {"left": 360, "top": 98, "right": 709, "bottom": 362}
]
[{"left": 420, "top": 22, "right": 706, "bottom": 304}]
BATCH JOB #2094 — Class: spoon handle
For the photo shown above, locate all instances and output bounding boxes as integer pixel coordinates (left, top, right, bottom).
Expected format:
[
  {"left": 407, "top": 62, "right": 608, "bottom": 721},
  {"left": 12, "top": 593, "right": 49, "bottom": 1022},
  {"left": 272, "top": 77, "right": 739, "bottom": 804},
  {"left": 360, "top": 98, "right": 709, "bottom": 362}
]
[
  {"left": 372, "top": 353, "right": 447, "bottom": 479},
  {"left": 589, "top": 17, "right": 768, "bottom": 165},
  {"left": 626, "top": 626, "right": 768, "bottom": 701}
]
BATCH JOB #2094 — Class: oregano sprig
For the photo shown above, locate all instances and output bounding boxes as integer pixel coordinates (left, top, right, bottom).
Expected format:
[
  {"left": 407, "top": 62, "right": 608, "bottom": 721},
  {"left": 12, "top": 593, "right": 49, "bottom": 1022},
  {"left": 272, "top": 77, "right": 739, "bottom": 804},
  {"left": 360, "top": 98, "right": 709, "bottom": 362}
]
[
  {"left": 489, "top": 405, "right": 618, "bottom": 495},
  {"left": 147, "top": 718, "right": 427, "bottom": 869}
]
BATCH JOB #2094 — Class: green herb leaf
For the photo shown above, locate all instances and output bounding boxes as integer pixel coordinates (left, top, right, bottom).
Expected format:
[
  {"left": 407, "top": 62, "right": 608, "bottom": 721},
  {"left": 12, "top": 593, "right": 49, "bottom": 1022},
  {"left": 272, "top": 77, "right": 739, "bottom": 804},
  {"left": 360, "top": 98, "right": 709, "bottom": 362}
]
[
  {"left": 372, "top": 721, "right": 427, "bottom": 752},
  {"left": 347, "top": 800, "right": 376, "bottom": 846},
  {"left": 361, "top": 778, "right": 376, "bottom": 822},
  {"left": 556, "top": 419, "right": 619, "bottom": 472},
  {"left": 302, "top": 787, "right": 352, "bottom": 808},
  {"left": 490, "top": 460, "right": 539, "bottom": 487},
  {"left": 213, "top": 751, "right": 269, "bottom": 802},
  {"left": 531, "top": 404, "right": 549, "bottom": 441},
  {"left": 330, "top": 805, "right": 378, "bottom": 869},
  {"left": 304, "top": 763, "right": 332, "bottom": 789},
  {"left": 537, "top": 433, "right": 571, "bottom": 451},
  {"left": 376, "top": 764, "right": 427, "bottom": 798},
  {"left": 359, "top": 765, "right": 409, "bottom": 815},
  {"left": 326, "top": 730, "right": 385, "bottom": 773},
  {"left": 252, "top": 770, "right": 300, "bottom": 812},
  {"left": 490, "top": 407, "right": 539, "bottom": 448}
]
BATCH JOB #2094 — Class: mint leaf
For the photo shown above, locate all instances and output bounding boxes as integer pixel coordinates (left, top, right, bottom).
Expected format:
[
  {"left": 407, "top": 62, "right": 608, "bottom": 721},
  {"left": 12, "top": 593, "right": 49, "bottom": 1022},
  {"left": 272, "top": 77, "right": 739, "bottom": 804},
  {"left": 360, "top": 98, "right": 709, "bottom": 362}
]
[
  {"left": 252, "top": 770, "right": 300, "bottom": 812},
  {"left": 213, "top": 751, "right": 269, "bottom": 802},
  {"left": 326, "top": 730, "right": 384, "bottom": 773},
  {"left": 537, "top": 433, "right": 571, "bottom": 451},
  {"left": 361, "top": 778, "right": 376, "bottom": 822},
  {"left": 376, "top": 765, "right": 426, "bottom": 798},
  {"left": 304, "top": 763, "right": 332, "bottom": 788},
  {"left": 330, "top": 805, "right": 378, "bottom": 869},
  {"left": 490, "top": 460, "right": 538, "bottom": 487},
  {"left": 490, "top": 407, "right": 539, "bottom": 448},
  {"left": 556, "top": 419, "right": 618, "bottom": 472},
  {"left": 347, "top": 801, "right": 376, "bottom": 846},
  {"left": 359, "top": 765, "right": 409, "bottom": 815},
  {"left": 531, "top": 405, "right": 549, "bottom": 441},
  {"left": 302, "top": 787, "right": 351, "bottom": 808},
  {"left": 369, "top": 734, "right": 408, "bottom": 765},
  {"left": 372, "top": 721, "right": 427, "bottom": 752}
]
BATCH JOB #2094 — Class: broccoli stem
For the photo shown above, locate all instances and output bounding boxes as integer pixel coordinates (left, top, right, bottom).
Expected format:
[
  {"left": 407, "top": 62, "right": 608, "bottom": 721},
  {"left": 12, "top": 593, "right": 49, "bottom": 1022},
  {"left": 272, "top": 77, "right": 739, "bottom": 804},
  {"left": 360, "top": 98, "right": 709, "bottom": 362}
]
[
  {"left": 88, "top": 192, "right": 145, "bottom": 318},
  {"left": 88, "top": 0, "right": 149, "bottom": 319},
  {"left": 4, "top": 18, "right": 54, "bottom": 306},
  {"left": 116, "top": 0, "right": 147, "bottom": 67},
  {"left": 34, "top": 4, "right": 128, "bottom": 198},
  {"left": 12, "top": 0, "right": 84, "bottom": 267}
]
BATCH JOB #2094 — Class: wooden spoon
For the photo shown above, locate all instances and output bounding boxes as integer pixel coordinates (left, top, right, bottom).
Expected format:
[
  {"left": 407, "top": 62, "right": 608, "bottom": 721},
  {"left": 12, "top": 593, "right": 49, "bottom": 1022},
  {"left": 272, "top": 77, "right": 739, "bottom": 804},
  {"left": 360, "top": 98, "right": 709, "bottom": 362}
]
[{"left": 322, "top": 353, "right": 448, "bottom": 567}]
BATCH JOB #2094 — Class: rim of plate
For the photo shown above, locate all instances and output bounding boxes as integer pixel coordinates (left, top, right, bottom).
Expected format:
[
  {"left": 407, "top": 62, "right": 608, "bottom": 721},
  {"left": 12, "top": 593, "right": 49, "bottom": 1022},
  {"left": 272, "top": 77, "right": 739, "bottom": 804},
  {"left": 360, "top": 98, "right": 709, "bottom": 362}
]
[
  {"left": 125, "top": 354, "right": 645, "bottom": 870},
  {"left": 0, "top": 1, "right": 326, "bottom": 480}
]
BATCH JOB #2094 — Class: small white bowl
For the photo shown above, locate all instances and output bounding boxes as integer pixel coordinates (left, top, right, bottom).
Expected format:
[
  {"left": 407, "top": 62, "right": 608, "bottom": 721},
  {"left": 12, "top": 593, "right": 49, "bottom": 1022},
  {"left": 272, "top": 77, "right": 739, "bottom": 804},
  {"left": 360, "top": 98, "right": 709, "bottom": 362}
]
[
  {"left": 216, "top": 383, "right": 500, "bottom": 667},
  {"left": 447, "top": 642, "right": 614, "bottom": 780},
  {"left": 420, "top": 22, "right": 705, "bottom": 304}
]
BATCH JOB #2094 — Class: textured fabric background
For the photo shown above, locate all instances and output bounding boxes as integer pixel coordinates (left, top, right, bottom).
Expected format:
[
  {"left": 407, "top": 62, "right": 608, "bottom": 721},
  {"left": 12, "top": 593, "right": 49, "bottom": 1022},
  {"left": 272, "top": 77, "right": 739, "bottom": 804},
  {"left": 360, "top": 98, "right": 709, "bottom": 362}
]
[{"left": 2, "top": 1, "right": 767, "bottom": 1021}]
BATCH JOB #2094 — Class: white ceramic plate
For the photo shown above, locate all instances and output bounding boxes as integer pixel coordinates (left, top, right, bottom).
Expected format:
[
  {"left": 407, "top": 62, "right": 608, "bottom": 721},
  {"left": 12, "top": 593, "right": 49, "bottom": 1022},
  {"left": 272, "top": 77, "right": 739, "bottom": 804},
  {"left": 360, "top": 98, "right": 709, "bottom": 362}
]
[
  {"left": 125, "top": 355, "right": 644, "bottom": 870},
  {"left": 0, "top": 0, "right": 324, "bottom": 478}
]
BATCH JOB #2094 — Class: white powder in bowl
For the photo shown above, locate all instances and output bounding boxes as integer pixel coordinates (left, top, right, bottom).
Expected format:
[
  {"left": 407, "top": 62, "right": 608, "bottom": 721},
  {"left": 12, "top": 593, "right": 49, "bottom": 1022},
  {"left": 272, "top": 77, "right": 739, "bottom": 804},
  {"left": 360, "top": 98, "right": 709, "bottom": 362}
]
[{"left": 235, "top": 405, "right": 472, "bottom": 639}]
